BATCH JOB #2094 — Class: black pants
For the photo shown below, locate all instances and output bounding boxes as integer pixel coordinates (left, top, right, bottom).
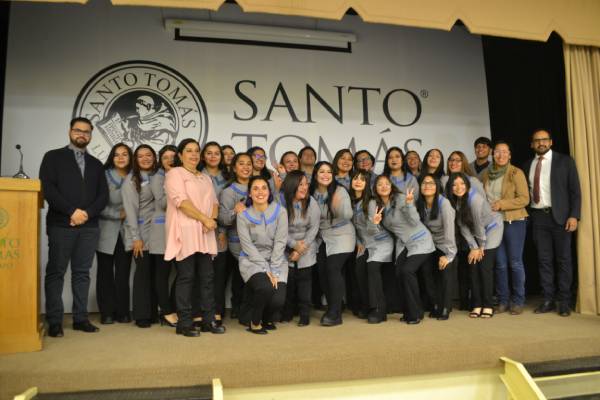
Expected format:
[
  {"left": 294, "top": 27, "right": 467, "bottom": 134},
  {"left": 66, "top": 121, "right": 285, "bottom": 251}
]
[
  {"left": 345, "top": 251, "right": 361, "bottom": 312},
  {"left": 313, "top": 245, "right": 326, "bottom": 308},
  {"left": 456, "top": 250, "right": 471, "bottom": 309},
  {"left": 240, "top": 273, "right": 287, "bottom": 326},
  {"left": 422, "top": 249, "right": 456, "bottom": 311},
  {"left": 153, "top": 254, "right": 175, "bottom": 315},
  {"left": 354, "top": 252, "right": 370, "bottom": 313},
  {"left": 96, "top": 234, "right": 132, "bottom": 319},
  {"left": 175, "top": 252, "right": 215, "bottom": 329},
  {"left": 213, "top": 251, "right": 228, "bottom": 316},
  {"left": 317, "top": 244, "right": 352, "bottom": 318},
  {"left": 382, "top": 260, "right": 403, "bottom": 313},
  {"left": 132, "top": 250, "right": 153, "bottom": 321},
  {"left": 470, "top": 248, "right": 498, "bottom": 308},
  {"left": 395, "top": 251, "right": 433, "bottom": 321},
  {"left": 531, "top": 210, "right": 574, "bottom": 303},
  {"left": 228, "top": 250, "right": 245, "bottom": 312},
  {"left": 282, "top": 264, "right": 313, "bottom": 320},
  {"left": 45, "top": 226, "right": 99, "bottom": 324},
  {"left": 367, "top": 261, "right": 388, "bottom": 312}
]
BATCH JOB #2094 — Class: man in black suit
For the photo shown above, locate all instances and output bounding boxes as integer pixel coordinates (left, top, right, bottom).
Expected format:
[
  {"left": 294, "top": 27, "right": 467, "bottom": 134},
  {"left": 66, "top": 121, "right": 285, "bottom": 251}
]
[
  {"left": 39, "top": 117, "right": 108, "bottom": 337},
  {"left": 524, "top": 129, "right": 581, "bottom": 317}
]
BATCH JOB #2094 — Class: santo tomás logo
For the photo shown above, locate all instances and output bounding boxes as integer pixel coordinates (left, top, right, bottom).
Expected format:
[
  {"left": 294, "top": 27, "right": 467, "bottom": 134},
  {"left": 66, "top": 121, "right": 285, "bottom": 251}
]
[{"left": 73, "top": 60, "right": 208, "bottom": 160}]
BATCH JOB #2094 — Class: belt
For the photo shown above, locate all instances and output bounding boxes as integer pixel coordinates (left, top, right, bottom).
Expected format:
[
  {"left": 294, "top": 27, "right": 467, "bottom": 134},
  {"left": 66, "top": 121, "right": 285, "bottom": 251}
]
[{"left": 532, "top": 207, "right": 552, "bottom": 214}]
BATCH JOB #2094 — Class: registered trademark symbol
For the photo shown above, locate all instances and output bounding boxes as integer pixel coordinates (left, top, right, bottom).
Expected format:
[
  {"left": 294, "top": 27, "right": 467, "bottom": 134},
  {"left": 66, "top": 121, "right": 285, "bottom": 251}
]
[{"left": 420, "top": 89, "right": 429, "bottom": 98}]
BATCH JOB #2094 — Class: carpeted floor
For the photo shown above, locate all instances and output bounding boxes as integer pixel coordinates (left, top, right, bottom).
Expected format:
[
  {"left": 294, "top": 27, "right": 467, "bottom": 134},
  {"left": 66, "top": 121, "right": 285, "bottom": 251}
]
[{"left": 1, "top": 306, "right": 599, "bottom": 399}]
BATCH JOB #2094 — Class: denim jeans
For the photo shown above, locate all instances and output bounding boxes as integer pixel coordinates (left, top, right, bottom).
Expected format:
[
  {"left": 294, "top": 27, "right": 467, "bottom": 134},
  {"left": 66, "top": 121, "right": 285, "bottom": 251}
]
[{"left": 495, "top": 220, "right": 527, "bottom": 306}]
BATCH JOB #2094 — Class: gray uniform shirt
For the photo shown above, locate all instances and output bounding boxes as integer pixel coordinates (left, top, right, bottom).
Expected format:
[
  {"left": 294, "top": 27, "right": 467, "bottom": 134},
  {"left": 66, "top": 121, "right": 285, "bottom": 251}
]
[
  {"left": 218, "top": 181, "right": 248, "bottom": 258},
  {"left": 148, "top": 169, "right": 167, "bottom": 254},
  {"left": 286, "top": 197, "right": 320, "bottom": 268},
  {"left": 122, "top": 171, "right": 155, "bottom": 251},
  {"left": 314, "top": 186, "right": 356, "bottom": 256},
  {"left": 456, "top": 190, "right": 504, "bottom": 250},
  {"left": 382, "top": 193, "right": 435, "bottom": 259},
  {"left": 237, "top": 202, "right": 289, "bottom": 283},
  {"left": 97, "top": 169, "right": 127, "bottom": 254},
  {"left": 422, "top": 196, "right": 457, "bottom": 262},
  {"left": 203, "top": 168, "right": 229, "bottom": 253},
  {"left": 389, "top": 173, "right": 419, "bottom": 197},
  {"left": 441, "top": 175, "right": 485, "bottom": 197},
  {"left": 353, "top": 199, "right": 394, "bottom": 263}
]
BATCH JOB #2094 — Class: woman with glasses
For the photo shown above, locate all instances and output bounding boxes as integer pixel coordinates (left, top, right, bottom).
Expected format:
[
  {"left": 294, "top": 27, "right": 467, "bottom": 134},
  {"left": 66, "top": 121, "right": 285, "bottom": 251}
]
[
  {"left": 248, "top": 146, "right": 281, "bottom": 193},
  {"left": 482, "top": 141, "right": 529, "bottom": 315},
  {"left": 441, "top": 151, "right": 484, "bottom": 195},
  {"left": 416, "top": 173, "right": 457, "bottom": 320}
]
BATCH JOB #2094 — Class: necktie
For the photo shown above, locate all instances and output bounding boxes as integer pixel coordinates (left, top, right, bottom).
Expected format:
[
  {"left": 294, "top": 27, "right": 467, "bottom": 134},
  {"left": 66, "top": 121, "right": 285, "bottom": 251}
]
[
  {"left": 533, "top": 155, "right": 544, "bottom": 204},
  {"left": 75, "top": 151, "right": 85, "bottom": 177}
]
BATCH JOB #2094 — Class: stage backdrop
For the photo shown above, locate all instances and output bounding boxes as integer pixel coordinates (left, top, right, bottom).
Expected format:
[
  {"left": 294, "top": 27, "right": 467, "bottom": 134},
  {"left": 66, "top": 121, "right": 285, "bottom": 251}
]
[{"left": 1, "top": 1, "right": 490, "bottom": 312}]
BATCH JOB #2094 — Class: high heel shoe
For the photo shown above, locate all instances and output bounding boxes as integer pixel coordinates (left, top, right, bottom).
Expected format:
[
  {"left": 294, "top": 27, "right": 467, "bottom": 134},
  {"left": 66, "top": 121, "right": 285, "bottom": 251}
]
[
  {"left": 246, "top": 324, "right": 268, "bottom": 335},
  {"left": 160, "top": 315, "right": 177, "bottom": 327}
]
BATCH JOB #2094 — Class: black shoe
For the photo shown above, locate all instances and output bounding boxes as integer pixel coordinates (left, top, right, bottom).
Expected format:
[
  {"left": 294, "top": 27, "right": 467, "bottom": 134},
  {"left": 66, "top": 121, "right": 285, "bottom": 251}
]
[
  {"left": 558, "top": 303, "right": 571, "bottom": 317},
  {"left": 367, "top": 310, "right": 387, "bottom": 324},
  {"left": 356, "top": 309, "right": 369, "bottom": 319},
  {"left": 263, "top": 322, "right": 277, "bottom": 331},
  {"left": 298, "top": 315, "right": 310, "bottom": 326},
  {"left": 214, "top": 319, "right": 223, "bottom": 328},
  {"left": 135, "top": 319, "right": 152, "bottom": 328},
  {"left": 201, "top": 321, "right": 226, "bottom": 334},
  {"left": 405, "top": 318, "right": 422, "bottom": 325},
  {"left": 534, "top": 301, "right": 556, "bottom": 314},
  {"left": 247, "top": 324, "right": 268, "bottom": 335},
  {"left": 116, "top": 315, "right": 131, "bottom": 323},
  {"left": 437, "top": 308, "right": 450, "bottom": 321},
  {"left": 48, "top": 324, "right": 64, "bottom": 337},
  {"left": 230, "top": 308, "right": 239, "bottom": 319},
  {"left": 428, "top": 305, "right": 440, "bottom": 319},
  {"left": 160, "top": 315, "right": 177, "bottom": 327},
  {"left": 100, "top": 315, "right": 114, "bottom": 325},
  {"left": 176, "top": 326, "right": 200, "bottom": 337},
  {"left": 73, "top": 321, "right": 100, "bottom": 333},
  {"left": 320, "top": 314, "right": 342, "bottom": 327}
]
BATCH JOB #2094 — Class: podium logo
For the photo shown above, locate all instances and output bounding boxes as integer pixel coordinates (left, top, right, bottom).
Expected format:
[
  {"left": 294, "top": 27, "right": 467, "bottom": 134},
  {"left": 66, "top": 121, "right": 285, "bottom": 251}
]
[
  {"left": 73, "top": 60, "right": 208, "bottom": 160},
  {"left": 0, "top": 208, "right": 8, "bottom": 229}
]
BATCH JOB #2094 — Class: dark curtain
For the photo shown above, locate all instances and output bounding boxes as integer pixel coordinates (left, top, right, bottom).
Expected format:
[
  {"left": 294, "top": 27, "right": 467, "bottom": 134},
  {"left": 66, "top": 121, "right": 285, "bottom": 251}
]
[
  {"left": 0, "top": 1, "right": 9, "bottom": 173},
  {"left": 482, "top": 32, "right": 576, "bottom": 299}
]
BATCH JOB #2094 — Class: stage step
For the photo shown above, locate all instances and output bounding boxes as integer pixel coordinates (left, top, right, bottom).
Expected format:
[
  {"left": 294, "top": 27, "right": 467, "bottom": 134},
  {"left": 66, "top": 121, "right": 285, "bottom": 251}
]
[
  {"left": 14, "top": 382, "right": 222, "bottom": 400},
  {"left": 501, "top": 357, "right": 600, "bottom": 400}
]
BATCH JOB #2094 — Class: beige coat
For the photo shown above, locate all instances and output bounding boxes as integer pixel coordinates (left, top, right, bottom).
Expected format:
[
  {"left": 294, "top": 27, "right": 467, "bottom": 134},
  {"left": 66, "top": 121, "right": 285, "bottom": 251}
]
[{"left": 482, "top": 164, "right": 529, "bottom": 221}]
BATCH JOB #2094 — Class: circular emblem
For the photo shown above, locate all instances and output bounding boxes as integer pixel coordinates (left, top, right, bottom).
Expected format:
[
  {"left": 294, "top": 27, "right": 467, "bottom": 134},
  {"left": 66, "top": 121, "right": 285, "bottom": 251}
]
[
  {"left": 0, "top": 208, "right": 8, "bottom": 229},
  {"left": 73, "top": 60, "right": 208, "bottom": 160}
]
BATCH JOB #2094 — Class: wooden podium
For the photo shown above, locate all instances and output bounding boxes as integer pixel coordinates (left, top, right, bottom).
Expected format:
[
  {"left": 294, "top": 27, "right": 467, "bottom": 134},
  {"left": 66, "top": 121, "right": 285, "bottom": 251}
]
[{"left": 0, "top": 177, "right": 43, "bottom": 354}]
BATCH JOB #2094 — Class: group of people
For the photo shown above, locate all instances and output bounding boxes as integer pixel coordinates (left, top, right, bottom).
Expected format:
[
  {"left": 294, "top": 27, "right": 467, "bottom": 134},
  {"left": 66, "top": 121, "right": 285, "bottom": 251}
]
[{"left": 40, "top": 117, "right": 581, "bottom": 338}]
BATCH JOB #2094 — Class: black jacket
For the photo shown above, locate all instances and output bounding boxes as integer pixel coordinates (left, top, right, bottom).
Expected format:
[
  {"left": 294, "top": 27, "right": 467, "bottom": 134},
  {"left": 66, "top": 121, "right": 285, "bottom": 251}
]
[
  {"left": 523, "top": 151, "right": 581, "bottom": 226},
  {"left": 39, "top": 146, "right": 108, "bottom": 229}
]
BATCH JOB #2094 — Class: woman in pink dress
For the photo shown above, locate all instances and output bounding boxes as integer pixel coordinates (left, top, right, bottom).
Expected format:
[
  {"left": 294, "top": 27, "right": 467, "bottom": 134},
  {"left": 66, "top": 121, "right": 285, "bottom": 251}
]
[{"left": 164, "top": 138, "right": 226, "bottom": 337}]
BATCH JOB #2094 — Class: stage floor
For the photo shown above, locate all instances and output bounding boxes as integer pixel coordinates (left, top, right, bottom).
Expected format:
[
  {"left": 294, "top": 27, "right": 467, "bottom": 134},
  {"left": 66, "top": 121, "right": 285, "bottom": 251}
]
[{"left": 1, "top": 304, "right": 599, "bottom": 399}]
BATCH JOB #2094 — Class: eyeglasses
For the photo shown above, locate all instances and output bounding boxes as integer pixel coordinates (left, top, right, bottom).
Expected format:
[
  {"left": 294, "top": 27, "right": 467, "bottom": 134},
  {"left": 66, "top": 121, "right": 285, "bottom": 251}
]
[
  {"left": 448, "top": 158, "right": 462, "bottom": 163},
  {"left": 253, "top": 154, "right": 267, "bottom": 160},
  {"left": 532, "top": 138, "right": 551, "bottom": 143},
  {"left": 71, "top": 128, "right": 92, "bottom": 136},
  {"left": 357, "top": 158, "right": 371, "bottom": 163},
  {"left": 421, "top": 181, "right": 436, "bottom": 187},
  {"left": 376, "top": 182, "right": 392, "bottom": 188},
  {"left": 494, "top": 150, "right": 510, "bottom": 155}
]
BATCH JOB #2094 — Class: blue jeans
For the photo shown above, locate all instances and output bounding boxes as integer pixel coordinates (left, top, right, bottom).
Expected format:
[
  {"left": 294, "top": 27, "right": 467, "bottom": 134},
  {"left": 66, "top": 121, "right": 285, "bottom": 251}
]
[{"left": 495, "top": 220, "right": 527, "bottom": 306}]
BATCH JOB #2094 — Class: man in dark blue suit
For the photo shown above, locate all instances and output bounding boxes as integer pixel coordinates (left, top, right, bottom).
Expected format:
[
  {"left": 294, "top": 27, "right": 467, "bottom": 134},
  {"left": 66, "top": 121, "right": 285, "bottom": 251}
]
[{"left": 524, "top": 129, "right": 581, "bottom": 317}]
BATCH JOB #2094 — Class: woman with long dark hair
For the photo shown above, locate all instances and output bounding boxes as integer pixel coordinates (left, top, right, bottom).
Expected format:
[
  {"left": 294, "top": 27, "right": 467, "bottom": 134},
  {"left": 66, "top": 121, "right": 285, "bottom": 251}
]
[
  {"left": 372, "top": 174, "right": 435, "bottom": 324},
  {"left": 441, "top": 151, "right": 484, "bottom": 195},
  {"left": 164, "top": 138, "right": 225, "bottom": 337},
  {"left": 221, "top": 145, "right": 235, "bottom": 177},
  {"left": 309, "top": 161, "right": 356, "bottom": 326},
  {"left": 405, "top": 150, "right": 422, "bottom": 178},
  {"left": 416, "top": 173, "right": 457, "bottom": 320},
  {"left": 218, "top": 152, "right": 253, "bottom": 319},
  {"left": 332, "top": 149, "right": 354, "bottom": 190},
  {"left": 149, "top": 145, "right": 178, "bottom": 327},
  {"left": 122, "top": 144, "right": 158, "bottom": 328},
  {"left": 200, "top": 141, "right": 230, "bottom": 325},
  {"left": 96, "top": 143, "right": 133, "bottom": 324},
  {"left": 446, "top": 172, "right": 503, "bottom": 319},
  {"left": 422, "top": 149, "right": 445, "bottom": 179},
  {"left": 280, "top": 170, "right": 320, "bottom": 326},
  {"left": 238, "top": 176, "right": 288, "bottom": 334},
  {"left": 248, "top": 146, "right": 280, "bottom": 193},
  {"left": 382, "top": 147, "right": 419, "bottom": 196}
]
